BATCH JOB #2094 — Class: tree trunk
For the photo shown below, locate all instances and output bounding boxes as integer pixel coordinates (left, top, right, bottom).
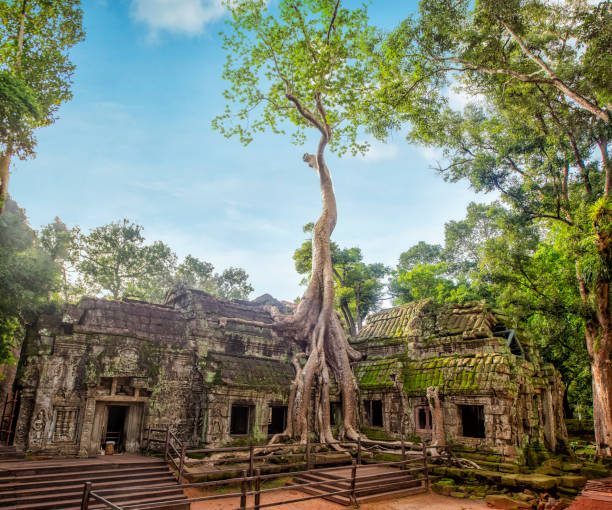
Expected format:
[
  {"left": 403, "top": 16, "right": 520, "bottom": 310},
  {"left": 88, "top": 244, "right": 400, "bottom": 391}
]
[
  {"left": 578, "top": 262, "right": 612, "bottom": 457},
  {"left": 591, "top": 351, "right": 612, "bottom": 457},
  {"left": 427, "top": 386, "right": 445, "bottom": 455},
  {"left": 0, "top": 152, "right": 11, "bottom": 214},
  {"left": 223, "top": 136, "right": 363, "bottom": 445},
  {"left": 340, "top": 302, "right": 356, "bottom": 337},
  {"left": 355, "top": 281, "right": 361, "bottom": 333}
]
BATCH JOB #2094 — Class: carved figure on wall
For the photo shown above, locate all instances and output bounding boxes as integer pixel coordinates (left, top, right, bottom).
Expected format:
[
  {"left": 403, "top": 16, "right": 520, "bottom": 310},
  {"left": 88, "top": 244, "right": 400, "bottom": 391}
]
[{"left": 30, "top": 409, "right": 47, "bottom": 447}]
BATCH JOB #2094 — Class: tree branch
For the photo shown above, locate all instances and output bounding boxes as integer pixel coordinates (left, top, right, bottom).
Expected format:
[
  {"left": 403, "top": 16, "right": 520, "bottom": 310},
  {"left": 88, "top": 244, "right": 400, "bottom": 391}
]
[
  {"left": 326, "top": 0, "right": 340, "bottom": 43},
  {"left": 496, "top": 17, "right": 609, "bottom": 122}
]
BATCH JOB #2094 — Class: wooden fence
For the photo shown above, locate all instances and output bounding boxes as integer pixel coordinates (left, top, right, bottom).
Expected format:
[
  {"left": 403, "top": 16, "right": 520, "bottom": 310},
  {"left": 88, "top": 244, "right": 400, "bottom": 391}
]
[{"left": 81, "top": 431, "right": 440, "bottom": 510}]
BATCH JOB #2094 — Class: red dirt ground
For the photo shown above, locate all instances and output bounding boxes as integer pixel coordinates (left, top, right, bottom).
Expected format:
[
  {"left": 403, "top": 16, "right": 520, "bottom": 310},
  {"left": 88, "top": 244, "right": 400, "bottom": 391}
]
[
  {"left": 567, "top": 496, "right": 612, "bottom": 510},
  {"left": 185, "top": 487, "right": 489, "bottom": 510}
]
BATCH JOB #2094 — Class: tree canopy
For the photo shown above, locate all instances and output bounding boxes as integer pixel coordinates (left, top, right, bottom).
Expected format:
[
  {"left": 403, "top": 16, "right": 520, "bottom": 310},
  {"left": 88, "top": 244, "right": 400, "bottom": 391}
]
[
  {"left": 0, "top": 0, "right": 84, "bottom": 212},
  {"left": 372, "top": 0, "right": 612, "bottom": 456}
]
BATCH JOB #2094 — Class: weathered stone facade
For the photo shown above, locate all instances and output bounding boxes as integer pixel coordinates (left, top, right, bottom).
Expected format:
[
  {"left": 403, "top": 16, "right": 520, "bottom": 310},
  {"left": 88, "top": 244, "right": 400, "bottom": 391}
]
[
  {"left": 351, "top": 300, "right": 568, "bottom": 458},
  {"left": 11, "top": 292, "right": 566, "bottom": 460},
  {"left": 13, "top": 288, "right": 295, "bottom": 456}
]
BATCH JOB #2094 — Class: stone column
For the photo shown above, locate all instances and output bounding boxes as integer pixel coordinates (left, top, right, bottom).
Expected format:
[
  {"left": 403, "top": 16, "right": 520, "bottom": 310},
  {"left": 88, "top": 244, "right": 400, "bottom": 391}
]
[
  {"left": 124, "top": 404, "right": 143, "bottom": 453},
  {"left": 80, "top": 387, "right": 101, "bottom": 457}
]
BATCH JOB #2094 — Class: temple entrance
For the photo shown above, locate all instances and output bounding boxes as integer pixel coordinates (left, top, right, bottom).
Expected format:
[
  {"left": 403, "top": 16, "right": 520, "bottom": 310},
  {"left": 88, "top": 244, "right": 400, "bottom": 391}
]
[
  {"left": 268, "top": 405, "right": 287, "bottom": 435},
  {"left": 104, "top": 405, "right": 127, "bottom": 452}
]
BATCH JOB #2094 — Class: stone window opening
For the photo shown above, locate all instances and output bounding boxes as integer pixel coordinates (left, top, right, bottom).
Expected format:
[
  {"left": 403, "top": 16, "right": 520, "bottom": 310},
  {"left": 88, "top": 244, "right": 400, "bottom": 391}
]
[
  {"left": 268, "top": 405, "right": 287, "bottom": 435},
  {"left": 230, "top": 404, "right": 254, "bottom": 435},
  {"left": 460, "top": 404, "right": 485, "bottom": 438},
  {"left": 493, "top": 328, "right": 527, "bottom": 359},
  {"left": 415, "top": 405, "right": 432, "bottom": 431},
  {"left": 364, "top": 399, "right": 383, "bottom": 428}
]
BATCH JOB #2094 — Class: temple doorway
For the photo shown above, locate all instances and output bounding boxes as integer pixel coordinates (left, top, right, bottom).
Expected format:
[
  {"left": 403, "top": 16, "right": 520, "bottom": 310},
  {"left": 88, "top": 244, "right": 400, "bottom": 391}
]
[{"left": 104, "top": 405, "right": 127, "bottom": 452}]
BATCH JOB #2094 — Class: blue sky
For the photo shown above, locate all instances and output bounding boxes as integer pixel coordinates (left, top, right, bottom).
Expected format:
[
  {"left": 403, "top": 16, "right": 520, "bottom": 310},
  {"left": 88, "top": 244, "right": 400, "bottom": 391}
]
[{"left": 10, "top": 0, "right": 485, "bottom": 301}]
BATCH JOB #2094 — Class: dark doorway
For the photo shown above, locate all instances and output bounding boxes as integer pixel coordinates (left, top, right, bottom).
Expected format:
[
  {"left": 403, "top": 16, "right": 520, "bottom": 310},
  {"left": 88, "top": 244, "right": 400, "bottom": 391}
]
[
  {"left": 105, "top": 405, "right": 127, "bottom": 451},
  {"left": 268, "top": 406, "right": 287, "bottom": 435},
  {"left": 231, "top": 405, "right": 252, "bottom": 435},
  {"left": 364, "top": 399, "right": 383, "bottom": 427},
  {"left": 460, "top": 405, "right": 485, "bottom": 438},
  {"left": 416, "top": 406, "right": 432, "bottom": 431},
  {"left": 371, "top": 400, "right": 383, "bottom": 427}
]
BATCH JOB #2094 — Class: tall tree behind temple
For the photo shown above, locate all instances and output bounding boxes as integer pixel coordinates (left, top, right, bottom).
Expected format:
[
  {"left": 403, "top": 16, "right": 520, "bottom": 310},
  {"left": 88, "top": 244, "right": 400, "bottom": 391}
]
[
  {"left": 370, "top": 0, "right": 612, "bottom": 458},
  {"left": 294, "top": 223, "right": 389, "bottom": 336},
  {"left": 0, "top": 0, "right": 84, "bottom": 213},
  {"left": 72, "top": 220, "right": 254, "bottom": 303},
  {"left": 392, "top": 202, "right": 592, "bottom": 419},
  {"left": 0, "top": 198, "right": 60, "bottom": 365}
]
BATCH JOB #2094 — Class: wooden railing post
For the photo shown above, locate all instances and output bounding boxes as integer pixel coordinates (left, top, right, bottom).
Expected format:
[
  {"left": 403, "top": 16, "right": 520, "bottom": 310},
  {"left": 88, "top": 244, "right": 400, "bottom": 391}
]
[
  {"left": 401, "top": 436, "right": 406, "bottom": 470},
  {"left": 145, "top": 425, "right": 151, "bottom": 456},
  {"left": 80, "top": 481, "right": 92, "bottom": 510},
  {"left": 422, "top": 442, "right": 429, "bottom": 490},
  {"left": 164, "top": 426, "right": 170, "bottom": 462},
  {"left": 305, "top": 436, "right": 311, "bottom": 470},
  {"left": 240, "top": 469, "right": 248, "bottom": 510},
  {"left": 249, "top": 444, "right": 254, "bottom": 476},
  {"left": 357, "top": 437, "right": 362, "bottom": 465},
  {"left": 178, "top": 443, "right": 186, "bottom": 482},
  {"left": 254, "top": 467, "right": 261, "bottom": 510},
  {"left": 350, "top": 459, "right": 357, "bottom": 506}
]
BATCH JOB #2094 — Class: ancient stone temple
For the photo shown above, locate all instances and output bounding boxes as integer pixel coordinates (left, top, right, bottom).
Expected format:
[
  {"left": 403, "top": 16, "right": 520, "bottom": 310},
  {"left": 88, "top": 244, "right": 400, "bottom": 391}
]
[
  {"left": 351, "top": 300, "right": 568, "bottom": 457},
  {"left": 9, "top": 290, "right": 567, "bottom": 460},
  {"left": 12, "top": 287, "right": 296, "bottom": 456}
]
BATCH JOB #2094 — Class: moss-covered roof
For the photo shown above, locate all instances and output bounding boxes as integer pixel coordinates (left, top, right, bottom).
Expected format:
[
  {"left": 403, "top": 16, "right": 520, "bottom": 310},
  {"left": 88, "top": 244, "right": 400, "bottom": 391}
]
[
  {"left": 356, "top": 300, "right": 503, "bottom": 343},
  {"left": 353, "top": 353, "right": 525, "bottom": 396},
  {"left": 205, "top": 353, "right": 294, "bottom": 390},
  {"left": 353, "top": 359, "right": 401, "bottom": 390},
  {"left": 402, "top": 353, "right": 514, "bottom": 395}
]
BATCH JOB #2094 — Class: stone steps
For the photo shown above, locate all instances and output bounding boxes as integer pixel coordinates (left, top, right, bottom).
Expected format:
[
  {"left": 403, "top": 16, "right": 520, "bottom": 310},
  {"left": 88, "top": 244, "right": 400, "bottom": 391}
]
[
  {"left": 292, "top": 465, "right": 426, "bottom": 506},
  {"left": 0, "top": 456, "right": 188, "bottom": 510}
]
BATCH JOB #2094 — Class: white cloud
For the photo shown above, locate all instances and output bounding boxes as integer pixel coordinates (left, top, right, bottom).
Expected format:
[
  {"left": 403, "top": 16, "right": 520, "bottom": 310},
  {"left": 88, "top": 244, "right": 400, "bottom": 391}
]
[
  {"left": 130, "top": 0, "right": 226, "bottom": 37},
  {"left": 360, "top": 140, "right": 399, "bottom": 163},
  {"left": 418, "top": 146, "right": 445, "bottom": 166}
]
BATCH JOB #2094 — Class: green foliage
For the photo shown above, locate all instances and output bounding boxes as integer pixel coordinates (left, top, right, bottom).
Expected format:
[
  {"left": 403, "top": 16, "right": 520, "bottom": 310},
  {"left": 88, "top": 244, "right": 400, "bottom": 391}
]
[
  {"left": 213, "top": 0, "right": 383, "bottom": 155},
  {"left": 372, "top": 0, "right": 612, "bottom": 421},
  {"left": 0, "top": 198, "right": 61, "bottom": 364},
  {"left": 0, "top": 70, "right": 41, "bottom": 147},
  {"left": 73, "top": 220, "right": 254, "bottom": 302},
  {"left": 293, "top": 223, "right": 389, "bottom": 334},
  {"left": 0, "top": 0, "right": 84, "bottom": 157},
  {"left": 74, "top": 219, "right": 177, "bottom": 301}
]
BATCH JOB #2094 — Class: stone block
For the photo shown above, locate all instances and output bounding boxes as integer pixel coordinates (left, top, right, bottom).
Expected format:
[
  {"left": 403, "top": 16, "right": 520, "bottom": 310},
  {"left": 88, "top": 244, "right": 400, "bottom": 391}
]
[
  {"left": 485, "top": 494, "right": 531, "bottom": 509},
  {"left": 559, "top": 475, "right": 586, "bottom": 488}
]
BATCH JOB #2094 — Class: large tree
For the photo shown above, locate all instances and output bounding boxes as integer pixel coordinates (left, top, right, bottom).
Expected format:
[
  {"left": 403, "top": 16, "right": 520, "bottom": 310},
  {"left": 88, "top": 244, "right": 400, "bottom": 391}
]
[
  {"left": 213, "top": 0, "right": 382, "bottom": 443},
  {"left": 74, "top": 219, "right": 177, "bottom": 301},
  {"left": 0, "top": 0, "right": 84, "bottom": 212},
  {"left": 373, "top": 0, "right": 612, "bottom": 455},
  {"left": 0, "top": 199, "right": 60, "bottom": 365},
  {"left": 73, "top": 220, "right": 254, "bottom": 303}
]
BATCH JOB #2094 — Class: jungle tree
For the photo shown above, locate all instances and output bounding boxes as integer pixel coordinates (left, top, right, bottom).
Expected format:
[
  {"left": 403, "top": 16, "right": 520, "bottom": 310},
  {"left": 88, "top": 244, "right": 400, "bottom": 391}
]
[
  {"left": 372, "top": 0, "right": 612, "bottom": 455},
  {"left": 0, "top": 0, "right": 84, "bottom": 213},
  {"left": 213, "top": 0, "right": 382, "bottom": 443}
]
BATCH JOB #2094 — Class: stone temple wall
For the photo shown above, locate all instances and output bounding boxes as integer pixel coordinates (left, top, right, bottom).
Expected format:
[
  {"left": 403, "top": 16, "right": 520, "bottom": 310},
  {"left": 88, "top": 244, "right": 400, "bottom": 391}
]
[
  {"left": 352, "top": 301, "right": 569, "bottom": 458},
  {"left": 12, "top": 289, "right": 296, "bottom": 456},
  {"left": 11, "top": 293, "right": 567, "bottom": 460}
]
